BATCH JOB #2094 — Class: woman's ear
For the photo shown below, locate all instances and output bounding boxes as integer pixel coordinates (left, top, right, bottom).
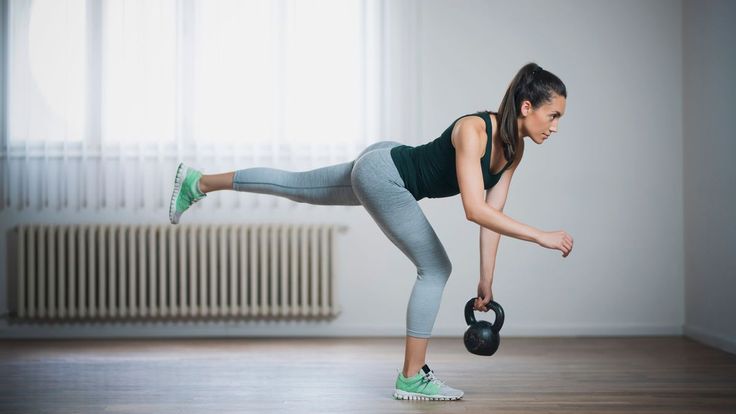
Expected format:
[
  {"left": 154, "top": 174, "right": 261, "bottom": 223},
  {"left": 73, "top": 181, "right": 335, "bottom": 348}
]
[{"left": 520, "top": 100, "right": 533, "bottom": 117}]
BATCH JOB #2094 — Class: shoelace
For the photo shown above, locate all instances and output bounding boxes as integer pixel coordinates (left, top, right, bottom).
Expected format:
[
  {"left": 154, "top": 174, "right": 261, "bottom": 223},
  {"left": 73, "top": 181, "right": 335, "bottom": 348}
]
[{"left": 421, "top": 370, "right": 446, "bottom": 387}]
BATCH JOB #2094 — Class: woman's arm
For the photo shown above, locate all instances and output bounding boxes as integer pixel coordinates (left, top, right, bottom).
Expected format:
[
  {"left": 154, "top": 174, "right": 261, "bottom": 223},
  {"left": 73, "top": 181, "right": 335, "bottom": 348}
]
[
  {"left": 471, "top": 177, "right": 573, "bottom": 257},
  {"left": 454, "top": 120, "right": 539, "bottom": 242},
  {"left": 480, "top": 226, "right": 501, "bottom": 283},
  {"left": 455, "top": 119, "right": 573, "bottom": 311},
  {"left": 479, "top": 163, "right": 514, "bottom": 284},
  {"left": 479, "top": 139, "right": 524, "bottom": 277},
  {"left": 478, "top": 226, "right": 500, "bottom": 311},
  {"left": 477, "top": 151, "right": 520, "bottom": 311}
]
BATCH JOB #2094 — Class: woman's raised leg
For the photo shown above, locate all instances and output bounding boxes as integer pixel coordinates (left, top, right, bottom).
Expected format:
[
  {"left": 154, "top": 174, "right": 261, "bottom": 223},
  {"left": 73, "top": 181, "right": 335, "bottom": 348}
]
[
  {"left": 197, "top": 141, "right": 403, "bottom": 204},
  {"left": 228, "top": 162, "right": 361, "bottom": 206},
  {"left": 170, "top": 141, "right": 401, "bottom": 223}
]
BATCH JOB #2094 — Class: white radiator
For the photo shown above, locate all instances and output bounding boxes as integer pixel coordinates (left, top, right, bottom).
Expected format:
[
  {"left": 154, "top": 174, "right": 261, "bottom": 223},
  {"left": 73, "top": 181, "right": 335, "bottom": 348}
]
[{"left": 12, "top": 224, "right": 343, "bottom": 321}]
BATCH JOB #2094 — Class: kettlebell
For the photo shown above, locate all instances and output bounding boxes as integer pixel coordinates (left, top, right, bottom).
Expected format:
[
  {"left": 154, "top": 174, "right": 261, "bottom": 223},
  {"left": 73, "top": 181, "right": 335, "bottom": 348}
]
[{"left": 463, "top": 298, "right": 505, "bottom": 356}]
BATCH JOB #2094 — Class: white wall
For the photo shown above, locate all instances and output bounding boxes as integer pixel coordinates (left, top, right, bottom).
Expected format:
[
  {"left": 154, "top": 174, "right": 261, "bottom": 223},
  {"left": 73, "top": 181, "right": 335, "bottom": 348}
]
[
  {"left": 0, "top": 0, "right": 689, "bottom": 339},
  {"left": 682, "top": 0, "right": 736, "bottom": 354},
  {"left": 418, "top": 0, "right": 684, "bottom": 337}
]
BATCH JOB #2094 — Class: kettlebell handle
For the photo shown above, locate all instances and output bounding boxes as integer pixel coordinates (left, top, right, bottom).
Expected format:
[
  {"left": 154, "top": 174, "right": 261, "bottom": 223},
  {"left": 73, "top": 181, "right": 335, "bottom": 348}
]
[{"left": 465, "top": 298, "right": 505, "bottom": 332}]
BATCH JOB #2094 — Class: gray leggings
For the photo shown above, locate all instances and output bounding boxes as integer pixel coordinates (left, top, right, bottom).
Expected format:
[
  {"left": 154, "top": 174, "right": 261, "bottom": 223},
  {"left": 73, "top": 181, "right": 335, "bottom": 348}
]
[{"left": 232, "top": 141, "right": 452, "bottom": 338}]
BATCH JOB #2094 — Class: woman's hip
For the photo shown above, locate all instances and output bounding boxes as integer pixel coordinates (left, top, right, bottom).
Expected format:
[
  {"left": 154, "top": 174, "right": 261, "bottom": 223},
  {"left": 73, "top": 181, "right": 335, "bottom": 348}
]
[{"left": 351, "top": 142, "right": 404, "bottom": 191}]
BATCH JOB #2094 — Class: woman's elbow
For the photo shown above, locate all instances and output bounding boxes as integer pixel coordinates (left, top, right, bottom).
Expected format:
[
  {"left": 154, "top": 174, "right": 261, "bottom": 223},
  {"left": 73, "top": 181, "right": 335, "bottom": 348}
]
[
  {"left": 466, "top": 205, "right": 486, "bottom": 223},
  {"left": 468, "top": 204, "right": 501, "bottom": 224}
]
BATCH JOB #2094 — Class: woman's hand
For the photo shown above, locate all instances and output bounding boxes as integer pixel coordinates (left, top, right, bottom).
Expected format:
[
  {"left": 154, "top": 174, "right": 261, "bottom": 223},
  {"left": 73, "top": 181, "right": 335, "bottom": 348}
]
[
  {"left": 474, "top": 279, "right": 493, "bottom": 312},
  {"left": 536, "top": 230, "right": 574, "bottom": 257}
]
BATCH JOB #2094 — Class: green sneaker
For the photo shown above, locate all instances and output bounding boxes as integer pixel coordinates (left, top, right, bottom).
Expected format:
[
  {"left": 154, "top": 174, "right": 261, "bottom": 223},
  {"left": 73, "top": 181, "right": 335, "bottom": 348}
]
[
  {"left": 393, "top": 364, "right": 464, "bottom": 401},
  {"left": 169, "top": 162, "right": 206, "bottom": 224}
]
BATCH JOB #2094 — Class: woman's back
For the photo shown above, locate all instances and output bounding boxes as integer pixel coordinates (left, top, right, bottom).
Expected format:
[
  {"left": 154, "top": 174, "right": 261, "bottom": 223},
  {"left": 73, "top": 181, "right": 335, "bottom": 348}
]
[{"left": 389, "top": 111, "right": 512, "bottom": 200}]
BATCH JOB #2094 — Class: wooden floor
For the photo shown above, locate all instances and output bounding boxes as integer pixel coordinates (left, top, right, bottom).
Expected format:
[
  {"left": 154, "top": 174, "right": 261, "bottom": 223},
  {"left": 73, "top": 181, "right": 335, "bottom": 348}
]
[{"left": 0, "top": 336, "right": 734, "bottom": 414}]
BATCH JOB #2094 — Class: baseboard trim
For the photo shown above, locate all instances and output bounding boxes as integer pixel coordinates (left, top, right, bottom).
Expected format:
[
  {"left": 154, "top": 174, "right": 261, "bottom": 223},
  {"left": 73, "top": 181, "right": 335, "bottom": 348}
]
[
  {"left": 0, "top": 319, "right": 685, "bottom": 339},
  {"left": 684, "top": 324, "right": 736, "bottom": 355}
]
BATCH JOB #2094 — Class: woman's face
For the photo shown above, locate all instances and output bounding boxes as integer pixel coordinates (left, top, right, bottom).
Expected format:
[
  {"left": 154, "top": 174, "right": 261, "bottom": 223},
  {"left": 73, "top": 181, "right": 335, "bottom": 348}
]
[{"left": 519, "top": 94, "right": 566, "bottom": 144}]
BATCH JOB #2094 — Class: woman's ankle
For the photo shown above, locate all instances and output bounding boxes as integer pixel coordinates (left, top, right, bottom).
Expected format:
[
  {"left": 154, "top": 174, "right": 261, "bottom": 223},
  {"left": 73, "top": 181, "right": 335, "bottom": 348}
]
[
  {"left": 402, "top": 364, "right": 424, "bottom": 378},
  {"left": 197, "top": 178, "right": 209, "bottom": 194},
  {"left": 403, "top": 335, "right": 429, "bottom": 378},
  {"left": 198, "top": 172, "right": 234, "bottom": 194}
]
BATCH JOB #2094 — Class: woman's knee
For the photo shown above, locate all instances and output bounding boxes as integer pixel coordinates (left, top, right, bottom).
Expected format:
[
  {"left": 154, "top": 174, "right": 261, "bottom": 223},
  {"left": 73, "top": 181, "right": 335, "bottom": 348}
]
[
  {"left": 419, "top": 258, "right": 453, "bottom": 285},
  {"left": 444, "top": 259, "right": 453, "bottom": 276},
  {"left": 440, "top": 259, "right": 453, "bottom": 281}
]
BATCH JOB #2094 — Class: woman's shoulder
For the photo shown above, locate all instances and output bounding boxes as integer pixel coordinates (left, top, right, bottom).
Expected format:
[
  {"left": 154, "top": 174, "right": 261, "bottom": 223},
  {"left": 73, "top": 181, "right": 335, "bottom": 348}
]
[
  {"left": 450, "top": 111, "right": 489, "bottom": 149},
  {"left": 456, "top": 110, "right": 497, "bottom": 135},
  {"left": 456, "top": 114, "right": 485, "bottom": 130}
]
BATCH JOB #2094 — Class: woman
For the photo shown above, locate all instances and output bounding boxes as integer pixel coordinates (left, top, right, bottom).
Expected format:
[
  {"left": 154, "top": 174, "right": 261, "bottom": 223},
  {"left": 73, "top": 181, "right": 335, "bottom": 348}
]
[{"left": 169, "top": 62, "right": 573, "bottom": 401}]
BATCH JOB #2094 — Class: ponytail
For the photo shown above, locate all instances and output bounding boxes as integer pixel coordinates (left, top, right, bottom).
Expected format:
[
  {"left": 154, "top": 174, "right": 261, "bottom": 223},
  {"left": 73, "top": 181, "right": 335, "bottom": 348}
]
[{"left": 494, "top": 63, "right": 567, "bottom": 163}]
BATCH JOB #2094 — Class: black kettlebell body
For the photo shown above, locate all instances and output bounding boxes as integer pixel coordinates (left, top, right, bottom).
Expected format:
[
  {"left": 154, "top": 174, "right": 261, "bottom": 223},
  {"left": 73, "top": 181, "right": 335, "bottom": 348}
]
[{"left": 463, "top": 299, "right": 505, "bottom": 356}]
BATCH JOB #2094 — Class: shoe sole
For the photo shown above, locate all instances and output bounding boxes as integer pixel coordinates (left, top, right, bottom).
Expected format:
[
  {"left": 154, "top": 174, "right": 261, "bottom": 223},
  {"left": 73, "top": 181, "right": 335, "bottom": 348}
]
[
  {"left": 169, "top": 162, "right": 187, "bottom": 225},
  {"left": 393, "top": 389, "right": 463, "bottom": 401}
]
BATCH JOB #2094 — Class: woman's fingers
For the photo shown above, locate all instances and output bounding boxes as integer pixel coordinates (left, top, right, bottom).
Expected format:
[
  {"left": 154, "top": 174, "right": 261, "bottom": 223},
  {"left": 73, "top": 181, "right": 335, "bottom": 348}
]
[{"left": 560, "top": 236, "right": 573, "bottom": 257}]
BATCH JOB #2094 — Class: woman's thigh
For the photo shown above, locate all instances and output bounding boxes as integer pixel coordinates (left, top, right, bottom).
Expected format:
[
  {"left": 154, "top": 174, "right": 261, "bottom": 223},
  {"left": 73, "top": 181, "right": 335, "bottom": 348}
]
[{"left": 350, "top": 148, "right": 451, "bottom": 273}]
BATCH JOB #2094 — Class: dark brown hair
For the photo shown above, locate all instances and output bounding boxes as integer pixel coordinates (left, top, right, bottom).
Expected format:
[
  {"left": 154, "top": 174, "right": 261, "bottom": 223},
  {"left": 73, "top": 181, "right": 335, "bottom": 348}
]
[{"left": 493, "top": 63, "right": 567, "bottom": 163}]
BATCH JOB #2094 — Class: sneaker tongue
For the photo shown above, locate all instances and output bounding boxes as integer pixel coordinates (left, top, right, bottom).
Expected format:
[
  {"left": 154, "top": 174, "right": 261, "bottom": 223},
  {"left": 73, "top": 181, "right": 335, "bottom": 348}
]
[{"left": 421, "top": 364, "right": 431, "bottom": 374}]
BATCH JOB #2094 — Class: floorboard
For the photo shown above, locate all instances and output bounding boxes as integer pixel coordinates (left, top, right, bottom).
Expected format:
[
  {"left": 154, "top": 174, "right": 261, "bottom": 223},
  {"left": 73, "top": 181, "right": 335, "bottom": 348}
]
[{"left": 1, "top": 336, "right": 734, "bottom": 413}]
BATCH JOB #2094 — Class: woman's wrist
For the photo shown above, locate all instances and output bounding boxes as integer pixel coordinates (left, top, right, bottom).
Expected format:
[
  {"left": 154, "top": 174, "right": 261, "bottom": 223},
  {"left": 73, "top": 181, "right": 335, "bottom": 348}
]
[{"left": 531, "top": 228, "right": 544, "bottom": 244}]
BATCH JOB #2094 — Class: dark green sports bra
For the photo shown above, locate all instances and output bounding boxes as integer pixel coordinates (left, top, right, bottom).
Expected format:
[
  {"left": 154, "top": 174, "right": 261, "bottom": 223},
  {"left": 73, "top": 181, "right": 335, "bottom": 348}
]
[{"left": 389, "top": 111, "right": 513, "bottom": 201}]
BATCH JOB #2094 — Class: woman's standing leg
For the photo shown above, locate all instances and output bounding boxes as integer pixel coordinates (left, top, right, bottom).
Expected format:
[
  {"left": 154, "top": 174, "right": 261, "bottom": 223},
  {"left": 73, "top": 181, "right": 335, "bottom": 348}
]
[
  {"left": 350, "top": 145, "right": 463, "bottom": 400},
  {"left": 352, "top": 153, "right": 451, "bottom": 370}
]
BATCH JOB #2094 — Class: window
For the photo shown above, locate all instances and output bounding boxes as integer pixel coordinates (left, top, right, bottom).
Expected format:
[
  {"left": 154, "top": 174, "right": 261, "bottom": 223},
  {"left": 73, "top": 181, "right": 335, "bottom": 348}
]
[
  {"left": 9, "top": 0, "right": 87, "bottom": 143},
  {"left": 8, "top": 0, "right": 367, "bottom": 147},
  {"left": 1, "top": 0, "right": 420, "bottom": 212},
  {"left": 102, "top": 0, "right": 177, "bottom": 144}
]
